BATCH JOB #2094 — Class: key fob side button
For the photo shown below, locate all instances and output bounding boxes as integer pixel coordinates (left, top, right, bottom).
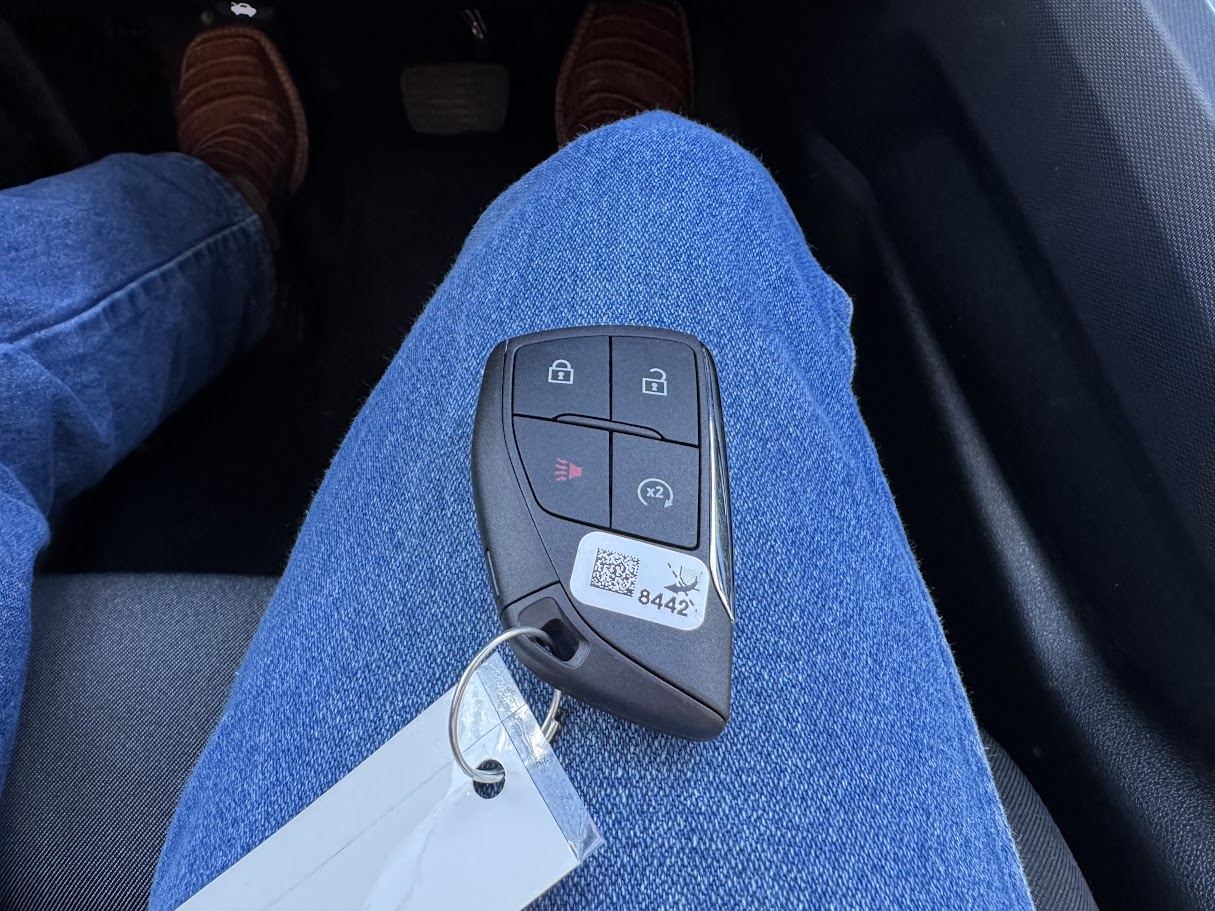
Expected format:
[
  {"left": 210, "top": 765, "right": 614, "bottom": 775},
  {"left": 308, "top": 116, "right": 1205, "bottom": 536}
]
[
  {"left": 611, "top": 337, "right": 698, "bottom": 444},
  {"left": 515, "top": 417, "right": 610, "bottom": 527},
  {"left": 514, "top": 336, "right": 610, "bottom": 420},
  {"left": 611, "top": 434, "right": 699, "bottom": 549}
]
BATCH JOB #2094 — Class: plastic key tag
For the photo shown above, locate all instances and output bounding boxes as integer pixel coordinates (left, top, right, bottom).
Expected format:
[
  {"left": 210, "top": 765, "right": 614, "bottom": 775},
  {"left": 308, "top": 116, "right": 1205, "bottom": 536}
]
[{"left": 179, "top": 652, "right": 602, "bottom": 911}]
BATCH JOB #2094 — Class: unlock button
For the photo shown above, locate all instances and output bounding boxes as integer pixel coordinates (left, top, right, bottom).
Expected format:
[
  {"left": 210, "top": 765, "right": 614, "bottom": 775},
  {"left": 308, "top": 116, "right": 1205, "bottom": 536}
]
[
  {"left": 643, "top": 368, "right": 668, "bottom": 396},
  {"left": 612, "top": 337, "right": 699, "bottom": 444}
]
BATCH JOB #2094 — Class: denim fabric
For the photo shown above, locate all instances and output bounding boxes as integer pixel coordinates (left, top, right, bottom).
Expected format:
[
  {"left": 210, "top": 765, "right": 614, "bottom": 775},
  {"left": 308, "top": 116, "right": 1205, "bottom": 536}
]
[
  {"left": 0, "top": 115, "right": 1032, "bottom": 908},
  {"left": 0, "top": 153, "right": 274, "bottom": 790},
  {"left": 143, "top": 114, "right": 1031, "bottom": 909}
]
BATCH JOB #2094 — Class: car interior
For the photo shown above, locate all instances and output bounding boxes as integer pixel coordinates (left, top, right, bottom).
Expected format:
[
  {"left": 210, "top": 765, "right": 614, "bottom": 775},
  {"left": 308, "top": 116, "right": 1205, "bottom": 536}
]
[{"left": 1, "top": 0, "right": 1213, "bottom": 909}]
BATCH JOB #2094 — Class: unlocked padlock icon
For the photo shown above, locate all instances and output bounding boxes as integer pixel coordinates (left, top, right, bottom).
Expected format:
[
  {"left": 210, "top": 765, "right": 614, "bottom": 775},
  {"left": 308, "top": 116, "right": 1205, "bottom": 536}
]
[
  {"left": 548, "top": 359, "right": 574, "bottom": 384},
  {"left": 642, "top": 367, "right": 668, "bottom": 396}
]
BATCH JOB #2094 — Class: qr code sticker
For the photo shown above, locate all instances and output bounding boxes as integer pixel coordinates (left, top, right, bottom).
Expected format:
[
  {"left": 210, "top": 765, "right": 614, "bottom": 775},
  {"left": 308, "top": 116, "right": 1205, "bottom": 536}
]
[{"left": 590, "top": 548, "right": 641, "bottom": 597}]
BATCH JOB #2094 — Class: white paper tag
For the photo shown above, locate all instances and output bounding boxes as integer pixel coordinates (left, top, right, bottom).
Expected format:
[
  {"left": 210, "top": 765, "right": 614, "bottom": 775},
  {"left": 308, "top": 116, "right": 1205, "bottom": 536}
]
[
  {"left": 180, "top": 653, "right": 602, "bottom": 911},
  {"left": 570, "top": 530, "right": 710, "bottom": 631}
]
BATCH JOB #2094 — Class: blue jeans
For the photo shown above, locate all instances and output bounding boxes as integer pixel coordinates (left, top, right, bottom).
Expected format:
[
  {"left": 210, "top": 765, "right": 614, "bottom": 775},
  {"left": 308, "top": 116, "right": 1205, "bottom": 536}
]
[{"left": 0, "top": 113, "right": 1032, "bottom": 909}]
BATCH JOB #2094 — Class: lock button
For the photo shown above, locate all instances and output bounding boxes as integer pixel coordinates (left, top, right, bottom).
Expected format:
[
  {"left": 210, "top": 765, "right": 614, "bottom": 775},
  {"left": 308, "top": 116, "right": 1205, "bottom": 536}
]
[
  {"left": 612, "top": 337, "right": 699, "bottom": 444},
  {"left": 514, "top": 336, "right": 610, "bottom": 420}
]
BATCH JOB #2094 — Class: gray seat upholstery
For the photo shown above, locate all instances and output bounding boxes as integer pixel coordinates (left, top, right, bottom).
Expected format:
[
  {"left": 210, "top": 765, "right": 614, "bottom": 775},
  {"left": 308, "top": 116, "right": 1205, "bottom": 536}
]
[
  {"left": 0, "top": 574, "right": 276, "bottom": 910},
  {"left": 0, "top": 573, "right": 1097, "bottom": 909},
  {"left": 982, "top": 731, "right": 1098, "bottom": 911}
]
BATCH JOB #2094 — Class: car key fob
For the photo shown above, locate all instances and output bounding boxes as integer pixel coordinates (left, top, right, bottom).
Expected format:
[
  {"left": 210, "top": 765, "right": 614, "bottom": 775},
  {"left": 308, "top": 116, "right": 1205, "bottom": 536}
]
[{"left": 472, "top": 326, "right": 733, "bottom": 740}]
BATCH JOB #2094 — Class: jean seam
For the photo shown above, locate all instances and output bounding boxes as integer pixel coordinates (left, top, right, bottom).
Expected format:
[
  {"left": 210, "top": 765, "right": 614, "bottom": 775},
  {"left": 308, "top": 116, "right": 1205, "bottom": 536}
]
[
  {"left": 170, "top": 152, "right": 262, "bottom": 227},
  {"left": 7, "top": 214, "right": 266, "bottom": 352},
  {"left": 172, "top": 155, "right": 276, "bottom": 328}
]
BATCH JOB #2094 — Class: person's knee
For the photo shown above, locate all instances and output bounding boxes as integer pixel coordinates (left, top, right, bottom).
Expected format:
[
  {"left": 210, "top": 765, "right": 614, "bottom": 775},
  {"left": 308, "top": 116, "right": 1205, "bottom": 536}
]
[
  {"left": 449, "top": 109, "right": 809, "bottom": 330},
  {"left": 573, "top": 111, "right": 753, "bottom": 166},
  {"left": 467, "top": 112, "right": 776, "bottom": 252},
  {"left": 560, "top": 111, "right": 773, "bottom": 206}
]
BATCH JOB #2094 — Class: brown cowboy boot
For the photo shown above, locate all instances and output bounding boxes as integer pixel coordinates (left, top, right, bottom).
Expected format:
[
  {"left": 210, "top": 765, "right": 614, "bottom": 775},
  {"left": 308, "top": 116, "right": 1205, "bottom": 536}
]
[
  {"left": 555, "top": 1, "right": 694, "bottom": 146},
  {"left": 177, "top": 26, "right": 308, "bottom": 226}
]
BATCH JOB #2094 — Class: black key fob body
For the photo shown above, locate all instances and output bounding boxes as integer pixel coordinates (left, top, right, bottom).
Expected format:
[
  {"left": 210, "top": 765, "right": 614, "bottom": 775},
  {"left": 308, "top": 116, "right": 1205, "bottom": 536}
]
[{"left": 472, "top": 326, "right": 733, "bottom": 739}]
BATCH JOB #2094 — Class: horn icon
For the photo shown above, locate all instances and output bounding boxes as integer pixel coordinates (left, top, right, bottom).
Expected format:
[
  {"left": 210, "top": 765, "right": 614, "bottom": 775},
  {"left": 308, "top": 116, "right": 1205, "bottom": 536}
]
[{"left": 554, "top": 458, "right": 582, "bottom": 481}]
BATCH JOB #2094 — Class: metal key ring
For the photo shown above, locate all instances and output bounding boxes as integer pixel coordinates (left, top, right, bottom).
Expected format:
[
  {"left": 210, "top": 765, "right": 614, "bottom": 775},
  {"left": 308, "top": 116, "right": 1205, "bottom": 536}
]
[{"left": 448, "top": 626, "right": 563, "bottom": 785}]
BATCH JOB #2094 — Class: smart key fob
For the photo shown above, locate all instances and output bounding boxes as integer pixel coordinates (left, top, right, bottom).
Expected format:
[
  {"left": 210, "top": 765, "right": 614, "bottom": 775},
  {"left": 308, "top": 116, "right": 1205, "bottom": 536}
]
[{"left": 472, "top": 326, "right": 734, "bottom": 739}]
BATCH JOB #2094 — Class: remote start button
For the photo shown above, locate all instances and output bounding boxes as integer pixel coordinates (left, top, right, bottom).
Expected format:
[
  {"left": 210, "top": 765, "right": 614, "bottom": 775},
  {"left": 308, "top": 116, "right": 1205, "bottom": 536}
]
[{"left": 610, "top": 433, "right": 699, "bottom": 548}]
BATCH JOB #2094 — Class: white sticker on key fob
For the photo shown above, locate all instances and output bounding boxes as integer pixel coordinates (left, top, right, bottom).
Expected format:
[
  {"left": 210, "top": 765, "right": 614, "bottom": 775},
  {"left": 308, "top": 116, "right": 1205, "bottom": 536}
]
[{"left": 571, "top": 531, "right": 709, "bottom": 631}]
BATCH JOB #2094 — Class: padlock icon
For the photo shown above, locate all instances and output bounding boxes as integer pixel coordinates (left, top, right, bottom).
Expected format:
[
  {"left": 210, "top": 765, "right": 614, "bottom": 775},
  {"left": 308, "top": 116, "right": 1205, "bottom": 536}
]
[
  {"left": 642, "top": 367, "right": 668, "bottom": 396},
  {"left": 548, "top": 359, "right": 574, "bottom": 384}
]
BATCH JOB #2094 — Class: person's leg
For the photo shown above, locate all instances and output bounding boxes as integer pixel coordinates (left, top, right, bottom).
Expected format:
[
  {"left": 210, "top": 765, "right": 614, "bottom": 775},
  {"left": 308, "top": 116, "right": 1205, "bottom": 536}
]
[
  {"left": 0, "top": 152, "right": 274, "bottom": 789},
  {"left": 0, "top": 25, "right": 306, "bottom": 793},
  {"left": 151, "top": 113, "right": 1032, "bottom": 909}
]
